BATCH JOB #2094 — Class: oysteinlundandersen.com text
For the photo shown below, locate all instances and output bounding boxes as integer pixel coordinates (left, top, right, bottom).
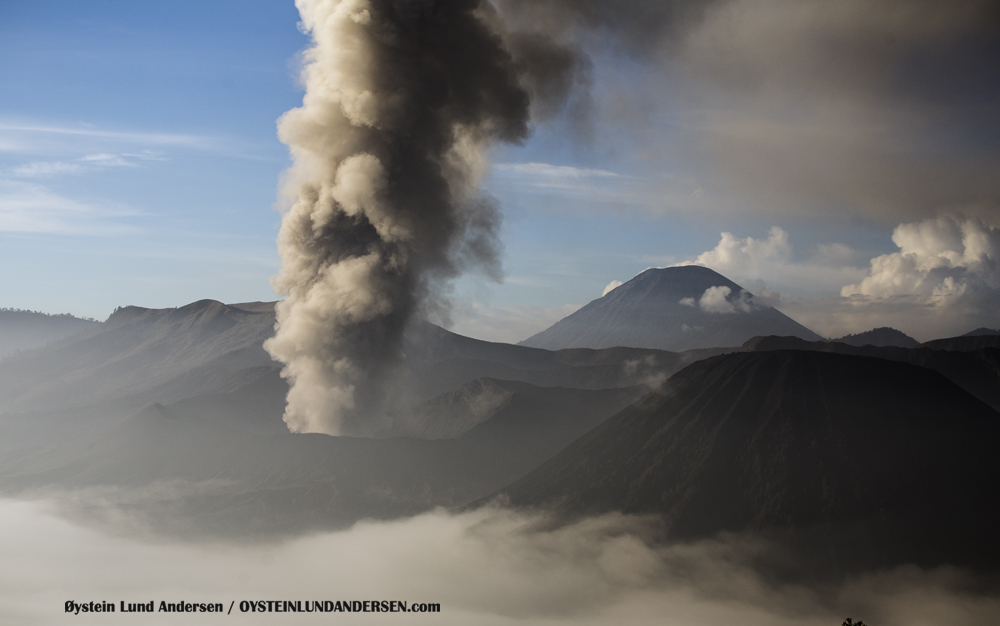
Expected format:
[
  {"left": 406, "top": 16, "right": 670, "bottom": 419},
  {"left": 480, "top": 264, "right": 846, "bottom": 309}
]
[{"left": 65, "top": 599, "right": 441, "bottom": 615}]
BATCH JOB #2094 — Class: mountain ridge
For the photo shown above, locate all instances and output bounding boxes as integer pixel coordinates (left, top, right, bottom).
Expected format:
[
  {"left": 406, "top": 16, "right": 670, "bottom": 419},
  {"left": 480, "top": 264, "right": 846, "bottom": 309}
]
[
  {"left": 740, "top": 334, "right": 1000, "bottom": 411},
  {"left": 0, "top": 309, "right": 101, "bottom": 359},
  {"left": 832, "top": 327, "right": 919, "bottom": 348}
]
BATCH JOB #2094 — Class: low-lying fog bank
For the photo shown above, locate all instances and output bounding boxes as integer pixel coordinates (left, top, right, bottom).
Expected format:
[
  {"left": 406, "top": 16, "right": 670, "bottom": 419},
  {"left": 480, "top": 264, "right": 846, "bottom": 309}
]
[{"left": 2, "top": 498, "right": 996, "bottom": 626}]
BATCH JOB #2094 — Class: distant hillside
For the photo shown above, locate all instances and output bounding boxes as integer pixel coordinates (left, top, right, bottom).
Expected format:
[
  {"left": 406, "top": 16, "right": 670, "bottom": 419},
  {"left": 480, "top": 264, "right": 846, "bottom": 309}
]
[
  {"left": 520, "top": 266, "right": 822, "bottom": 352},
  {"left": 403, "top": 321, "right": 731, "bottom": 400},
  {"left": 0, "top": 299, "right": 277, "bottom": 414},
  {"left": 0, "top": 374, "right": 643, "bottom": 539},
  {"left": 832, "top": 327, "right": 919, "bottom": 348},
  {"left": 0, "top": 309, "right": 100, "bottom": 358},
  {"left": 962, "top": 327, "right": 1000, "bottom": 337},
  {"left": 0, "top": 297, "right": 727, "bottom": 420},
  {"left": 0, "top": 296, "right": 722, "bottom": 537},
  {"left": 492, "top": 350, "right": 1000, "bottom": 570},
  {"left": 741, "top": 335, "right": 1000, "bottom": 412},
  {"left": 921, "top": 334, "right": 1000, "bottom": 352}
]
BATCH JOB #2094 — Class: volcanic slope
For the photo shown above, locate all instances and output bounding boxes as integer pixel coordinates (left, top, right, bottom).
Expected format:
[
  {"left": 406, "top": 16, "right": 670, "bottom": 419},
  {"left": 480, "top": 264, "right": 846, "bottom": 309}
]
[
  {"left": 742, "top": 335, "right": 1000, "bottom": 412},
  {"left": 402, "top": 321, "right": 728, "bottom": 400},
  {"left": 0, "top": 300, "right": 277, "bottom": 415},
  {"left": 0, "top": 299, "right": 727, "bottom": 423},
  {"left": 494, "top": 350, "right": 1000, "bottom": 570},
  {"left": 0, "top": 297, "right": 678, "bottom": 537},
  {"left": 519, "top": 266, "right": 822, "bottom": 352},
  {"left": 1, "top": 378, "right": 643, "bottom": 539},
  {"left": 0, "top": 309, "right": 99, "bottom": 358}
]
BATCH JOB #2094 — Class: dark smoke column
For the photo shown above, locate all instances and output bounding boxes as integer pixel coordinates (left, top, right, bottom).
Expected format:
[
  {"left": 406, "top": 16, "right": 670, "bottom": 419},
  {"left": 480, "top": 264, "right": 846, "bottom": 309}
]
[{"left": 266, "top": 0, "right": 531, "bottom": 435}]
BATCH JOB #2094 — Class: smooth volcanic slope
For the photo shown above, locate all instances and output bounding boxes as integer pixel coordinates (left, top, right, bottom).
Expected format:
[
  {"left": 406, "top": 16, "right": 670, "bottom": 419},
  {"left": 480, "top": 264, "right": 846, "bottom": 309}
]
[
  {"left": 0, "top": 309, "right": 100, "bottom": 358},
  {"left": 0, "top": 299, "right": 277, "bottom": 414},
  {"left": 520, "top": 266, "right": 822, "bottom": 352},
  {"left": 493, "top": 350, "right": 1000, "bottom": 569}
]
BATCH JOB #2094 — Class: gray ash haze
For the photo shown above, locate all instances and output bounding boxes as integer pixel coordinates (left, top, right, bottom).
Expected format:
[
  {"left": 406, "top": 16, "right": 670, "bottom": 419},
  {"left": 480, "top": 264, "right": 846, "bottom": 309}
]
[
  {"left": 4, "top": 4, "right": 1000, "bottom": 625},
  {"left": 267, "top": 0, "right": 999, "bottom": 433},
  {"left": 4, "top": 499, "right": 998, "bottom": 626},
  {"left": 265, "top": 0, "right": 705, "bottom": 434},
  {"left": 491, "top": 0, "right": 1000, "bottom": 341},
  {"left": 506, "top": 0, "right": 1000, "bottom": 222}
]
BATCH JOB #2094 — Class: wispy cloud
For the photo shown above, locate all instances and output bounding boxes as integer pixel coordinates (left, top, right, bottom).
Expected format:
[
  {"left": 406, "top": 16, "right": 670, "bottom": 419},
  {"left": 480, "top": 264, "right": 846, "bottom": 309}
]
[
  {"left": 0, "top": 124, "right": 202, "bottom": 236},
  {"left": 489, "top": 161, "right": 706, "bottom": 216},
  {"left": 0, "top": 181, "right": 139, "bottom": 234},
  {"left": 494, "top": 162, "right": 624, "bottom": 180},
  {"left": 8, "top": 151, "right": 162, "bottom": 179},
  {"left": 0, "top": 122, "right": 214, "bottom": 151},
  {"left": 119, "top": 150, "right": 169, "bottom": 161},
  {"left": 0, "top": 120, "right": 262, "bottom": 161},
  {"left": 79, "top": 153, "right": 138, "bottom": 167},
  {"left": 446, "top": 301, "right": 582, "bottom": 343},
  {"left": 9, "top": 161, "right": 86, "bottom": 178},
  {"left": 492, "top": 162, "right": 631, "bottom": 195}
]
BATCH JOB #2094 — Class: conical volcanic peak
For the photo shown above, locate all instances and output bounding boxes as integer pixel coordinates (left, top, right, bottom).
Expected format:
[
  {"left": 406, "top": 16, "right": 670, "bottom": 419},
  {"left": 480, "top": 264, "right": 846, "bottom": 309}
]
[
  {"left": 495, "top": 350, "right": 1000, "bottom": 569},
  {"left": 520, "top": 266, "right": 821, "bottom": 351}
]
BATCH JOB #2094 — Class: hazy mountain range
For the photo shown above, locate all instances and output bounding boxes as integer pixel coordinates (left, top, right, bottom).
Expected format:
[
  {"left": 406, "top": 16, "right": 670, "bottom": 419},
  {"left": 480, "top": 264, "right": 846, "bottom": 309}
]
[
  {"left": 1, "top": 267, "right": 997, "bottom": 574},
  {"left": 0, "top": 309, "right": 99, "bottom": 358},
  {"left": 0, "top": 297, "right": 719, "bottom": 538}
]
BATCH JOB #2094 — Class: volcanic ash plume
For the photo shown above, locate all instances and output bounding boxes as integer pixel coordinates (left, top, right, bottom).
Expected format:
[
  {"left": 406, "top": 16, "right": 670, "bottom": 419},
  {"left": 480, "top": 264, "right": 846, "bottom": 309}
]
[{"left": 265, "top": 0, "right": 535, "bottom": 435}]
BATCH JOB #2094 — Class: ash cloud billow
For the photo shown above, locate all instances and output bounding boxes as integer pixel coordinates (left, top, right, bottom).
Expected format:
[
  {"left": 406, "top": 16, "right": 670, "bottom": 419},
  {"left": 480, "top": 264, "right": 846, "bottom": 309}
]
[
  {"left": 266, "top": 0, "right": 731, "bottom": 435},
  {"left": 268, "top": 0, "right": 1000, "bottom": 434},
  {"left": 267, "top": 0, "right": 546, "bottom": 435}
]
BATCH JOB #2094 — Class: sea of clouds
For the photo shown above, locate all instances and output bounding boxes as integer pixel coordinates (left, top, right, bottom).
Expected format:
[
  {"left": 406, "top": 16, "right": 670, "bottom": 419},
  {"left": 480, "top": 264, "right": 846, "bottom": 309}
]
[{"left": 1, "top": 498, "right": 996, "bottom": 626}]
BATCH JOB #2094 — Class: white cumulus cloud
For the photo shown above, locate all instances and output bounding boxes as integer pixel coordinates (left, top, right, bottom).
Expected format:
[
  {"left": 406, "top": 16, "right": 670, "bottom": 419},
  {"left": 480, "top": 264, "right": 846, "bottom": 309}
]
[
  {"left": 676, "top": 227, "right": 866, "bottom": 297},
  {"left": 672, "top": 218, "right": 1000, "bottom": 340},
  {"left": 697, "top": 285, "right": 754, "bottom": 314},
  {"left": 699, "top": 285, "right": 737, "bottom": 314},
  {"left": 602, "top": 280, "right": 623, "bottom": 296},
  {"left": 693, "top": 226, "right": 792, "bottom": 272},
  {"left": 842, "top": 215, "right": 999, "bottom": 304},
  {"left": 785, "top": 214, "right": 1000, "bottom": 340}
]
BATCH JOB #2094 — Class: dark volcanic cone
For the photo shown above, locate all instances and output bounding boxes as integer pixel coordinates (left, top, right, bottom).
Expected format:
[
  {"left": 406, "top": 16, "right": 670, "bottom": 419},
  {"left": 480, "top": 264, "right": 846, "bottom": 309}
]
[{"left": 493, "top": 350, "right": 1000, "bottom": 570}]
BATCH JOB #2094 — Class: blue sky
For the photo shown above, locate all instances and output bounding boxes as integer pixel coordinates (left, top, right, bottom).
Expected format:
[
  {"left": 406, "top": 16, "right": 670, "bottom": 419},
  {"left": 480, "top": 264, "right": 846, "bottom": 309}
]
[
  {"left": 0, "top": 0, "right": 302, "bottom": 317},
  {"left": 2, "top": 0, "right": 997, "bottom": 341}
]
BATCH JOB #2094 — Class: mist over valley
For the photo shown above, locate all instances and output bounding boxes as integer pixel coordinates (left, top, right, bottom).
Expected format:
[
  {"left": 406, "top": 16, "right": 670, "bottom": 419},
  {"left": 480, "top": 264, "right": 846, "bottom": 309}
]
[
  {"left": 3, "top": 0, "right": 1000, "bottom": 623},
  {"left": 2, "top": 265, "right": 1000, "bottom": 624}
]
